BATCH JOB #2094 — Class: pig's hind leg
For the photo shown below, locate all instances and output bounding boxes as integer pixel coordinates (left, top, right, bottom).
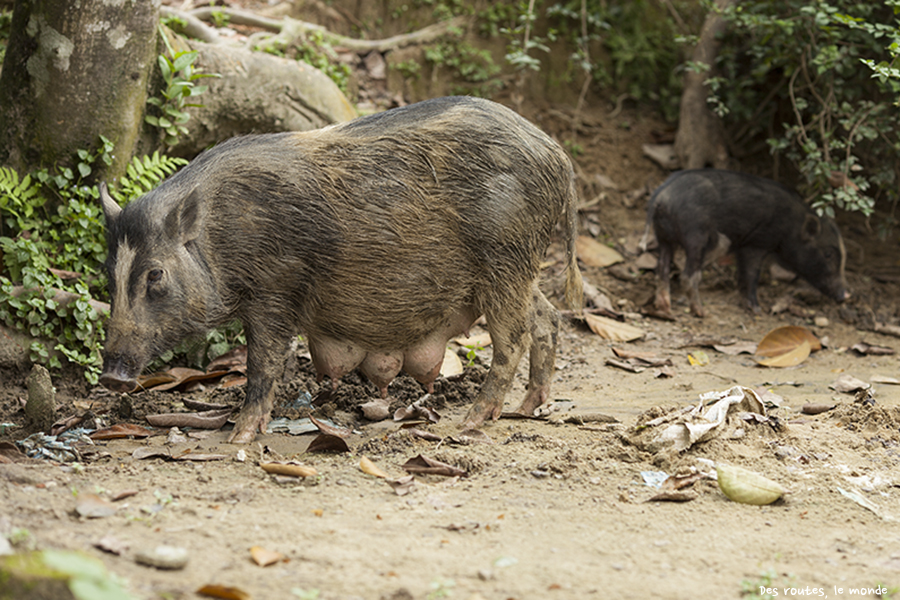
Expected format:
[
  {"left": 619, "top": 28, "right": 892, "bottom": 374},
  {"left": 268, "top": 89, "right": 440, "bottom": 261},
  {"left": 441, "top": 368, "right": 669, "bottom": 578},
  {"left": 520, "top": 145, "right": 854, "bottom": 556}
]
[
  {"left": 462, "top": 293, "right": 534, "bottom": 430},
  {"left": 512, "top": 285, "right": 560, "bottom": 417},
  {"left": 653, "top": 241, "right": 674, "bottom": 316},
  {"left": 682, "top": 233, "right": 719, "bottom": 318},
  {"left": 734, "top": 246, "right": 767, "bottom": 313}
]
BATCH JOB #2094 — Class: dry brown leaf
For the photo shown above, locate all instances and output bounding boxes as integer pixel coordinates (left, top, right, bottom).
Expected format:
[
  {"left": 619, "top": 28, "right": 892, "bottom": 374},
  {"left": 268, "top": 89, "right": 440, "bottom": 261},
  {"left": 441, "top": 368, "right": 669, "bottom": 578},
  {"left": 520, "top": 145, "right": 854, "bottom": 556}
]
[
  {"left": 249, "top": 545, "right": 284, "bottom": 567},
  {"left": 717, "top": 463, "right": 785, "bottom": 505},
  {"left": 756, "top": 325, "right": 821, "bottom": 357},
  {"left": 713, "top": 341, "right": 758, "bottom": 355},
  {"left": 387, "top": 475, "right": 416, "bottom": 496},
  {"left": 260, "top": 462, "right": 317, "bottom": 478},
  {"left": 576, "top": 235, "right": 624, "bottom": 267},
  {"left": 584, "top": 313, "right": 644, "bottom": 342},
  {"left": 440, "top": 346, "right": 464, "bottom": 377},
  {"left": 132, "top": 447, "right": 171, "bottom": 460},
  {"left": 393, "top": 402, "right": 441, "bottom": 423},
  {"left": 309, "top": 416, "right": 352, "bottom": 438},
  {"left": 207, "top": 345, "right": 248, "bottom": 372},
  {"left": 135, "top": 372, "right": 177, "bottom": 389},
  {"left": 801, "top": 403, "right": 836, "bottom": 415},
  {"left": 611, "top": 347, "right": 658, "bottom": 360},
  {"left": 90, "top": 423, "right": 154, "bottom": 440},
  {"left": 646, "top": 490, "right": 698, "bottom": 502},
  {"left": 145, "top": 408, "right": 232, "bottom": 429},
  {"left": 757, "top": 339, "right": 811, "bottom": 368},
  {"left": 453, "top": 331, "right": 492, "bottom": 348},
  {"left": 75, "top": 493, "right": 117, "bottom": 518},
  {"left": 360, "top": 456, "right": 389, "bottom": 478},
  {"left": 196, "top": 584, "right": 251, "bottom": 600},
  {"left": 306, "top": 433, "right": 350, "bottom": 453},
  {"left": 401, "top": 454, "right": 466, "bottom": 477}
]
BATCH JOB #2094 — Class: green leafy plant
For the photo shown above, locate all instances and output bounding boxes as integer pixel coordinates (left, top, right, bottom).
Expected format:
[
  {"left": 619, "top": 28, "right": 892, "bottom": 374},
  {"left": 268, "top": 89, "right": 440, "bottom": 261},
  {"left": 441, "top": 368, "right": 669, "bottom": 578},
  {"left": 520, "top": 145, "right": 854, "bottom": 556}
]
[
  {"left": 255, "top": 31, "right": 352, "bottom": 95},
  {"left": 145, "top": 28, "right": 219, "bottom": 146},
  {"left": 0, "top": 142, "right": 187, "bottom": 382},
  {"left": 424, "top": 40, "right": 502, "bottom": 97},
  {"left": 112, "top": 152, "right": 188, "bottom": 204},
  {"left": 210, "top": 9, "right": 231, "bottom": 28},
  {"left": 715, "top": 0, "right": 899, "bottom": 221}
]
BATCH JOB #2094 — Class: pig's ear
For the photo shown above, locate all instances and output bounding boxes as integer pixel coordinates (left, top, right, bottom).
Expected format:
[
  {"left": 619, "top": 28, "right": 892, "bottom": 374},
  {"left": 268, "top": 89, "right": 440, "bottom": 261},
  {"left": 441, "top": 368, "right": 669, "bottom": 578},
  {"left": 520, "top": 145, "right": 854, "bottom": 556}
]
[
  {"left": 99, "top": 182, "right": 122, "bottom": 225},
  {"left": 801, "top": 213, "right": 821, "bottom": 241},
  {"left": 164, "top": 189, "right": 205, "bottom": 244}
]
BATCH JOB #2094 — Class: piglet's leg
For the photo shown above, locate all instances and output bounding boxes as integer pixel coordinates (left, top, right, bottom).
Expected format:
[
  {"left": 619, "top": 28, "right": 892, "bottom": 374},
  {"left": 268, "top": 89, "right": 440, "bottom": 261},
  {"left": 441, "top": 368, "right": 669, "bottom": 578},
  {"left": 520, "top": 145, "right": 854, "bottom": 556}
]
[
  {"left": 462, "top": 302, "right": 530, "bottom": 430},
  {"left": 654, "top": 241, "right": 674, "bottom": 315},
  {"left": 228, "top": 321, "right": 289, "bottom": 444},
  {"left": 512, "top": 286, "right": 559, "bottom": 417}
]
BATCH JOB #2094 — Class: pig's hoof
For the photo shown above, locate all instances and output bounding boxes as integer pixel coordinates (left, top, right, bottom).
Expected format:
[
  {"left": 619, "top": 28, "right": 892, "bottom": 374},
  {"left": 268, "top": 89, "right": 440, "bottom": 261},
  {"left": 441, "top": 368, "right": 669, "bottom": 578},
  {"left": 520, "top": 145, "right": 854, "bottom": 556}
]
[
  {"left": 227, "top": 412, "right": 268, "bottom": 444},
  {"left": 462, "top": 400, "right": 502, "bottom": 430},
  {"left": 514, "top": 389, "right": 548, "bottom": 418}
]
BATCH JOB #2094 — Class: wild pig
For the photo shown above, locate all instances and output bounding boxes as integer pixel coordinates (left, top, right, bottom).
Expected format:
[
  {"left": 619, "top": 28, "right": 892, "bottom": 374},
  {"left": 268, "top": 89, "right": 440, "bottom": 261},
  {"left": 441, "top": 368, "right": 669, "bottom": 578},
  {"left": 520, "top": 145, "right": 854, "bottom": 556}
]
[
  {"left": 644, "top": 169, "right": 848, "bottom": 317},
  {"left": 99, "top": 96, "right": 583, "bottom": 443}
]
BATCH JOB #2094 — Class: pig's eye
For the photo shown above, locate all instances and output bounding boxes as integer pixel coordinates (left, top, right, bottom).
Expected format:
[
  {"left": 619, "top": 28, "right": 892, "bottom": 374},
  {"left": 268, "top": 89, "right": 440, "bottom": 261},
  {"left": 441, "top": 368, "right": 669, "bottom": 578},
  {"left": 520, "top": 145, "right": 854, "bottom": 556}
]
[{"left": 147, "top": 269, "right": 163, "bottom": 283}]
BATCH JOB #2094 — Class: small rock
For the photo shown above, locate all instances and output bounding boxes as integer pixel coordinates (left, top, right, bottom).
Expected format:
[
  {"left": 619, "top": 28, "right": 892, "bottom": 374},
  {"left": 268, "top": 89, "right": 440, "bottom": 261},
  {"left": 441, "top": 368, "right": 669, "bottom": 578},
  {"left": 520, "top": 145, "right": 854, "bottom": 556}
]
[
  {"left": 135, "top": 545, "right": 189, "bottom": 570},
  {"left": 25, "top": 364, "right": 56, "bottom": 431},
  {"left": 166, "top": 427, "right": 187, "bottom": 444},
  {"left": 361, "top": 398, "right": 390, "bottom": 421},
  {"left": 814, "top": 316, "right": 829, "bottom": 327}
]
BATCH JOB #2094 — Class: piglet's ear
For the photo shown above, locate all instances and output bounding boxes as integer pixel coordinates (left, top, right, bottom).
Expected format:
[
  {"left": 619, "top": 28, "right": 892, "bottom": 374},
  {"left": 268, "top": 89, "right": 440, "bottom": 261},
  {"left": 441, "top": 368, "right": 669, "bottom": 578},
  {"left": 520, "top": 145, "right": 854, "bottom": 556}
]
[
  {"left": 99, "top": 182, "right": 122, "bottom": 226},
  {"left": 801, "top": 213, "right": 821, "bottom": 241},
  {"left": 164, "top": 188, "right": 205, "bottom": 244}
]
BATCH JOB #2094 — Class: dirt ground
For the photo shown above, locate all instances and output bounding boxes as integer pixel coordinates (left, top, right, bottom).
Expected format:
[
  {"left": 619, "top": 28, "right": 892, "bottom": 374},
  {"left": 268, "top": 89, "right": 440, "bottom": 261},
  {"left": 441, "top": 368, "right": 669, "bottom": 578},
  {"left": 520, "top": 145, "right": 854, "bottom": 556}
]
[{"left": 2, "top": 95, "right": 900, "bottom": 599}]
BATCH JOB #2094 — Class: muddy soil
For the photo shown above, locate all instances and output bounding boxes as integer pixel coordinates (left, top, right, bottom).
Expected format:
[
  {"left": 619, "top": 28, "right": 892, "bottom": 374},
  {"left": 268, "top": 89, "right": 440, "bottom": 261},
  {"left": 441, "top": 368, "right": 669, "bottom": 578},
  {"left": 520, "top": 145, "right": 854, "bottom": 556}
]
[{"left": 2, "top": 99, "right": 900, "bottom": 600}]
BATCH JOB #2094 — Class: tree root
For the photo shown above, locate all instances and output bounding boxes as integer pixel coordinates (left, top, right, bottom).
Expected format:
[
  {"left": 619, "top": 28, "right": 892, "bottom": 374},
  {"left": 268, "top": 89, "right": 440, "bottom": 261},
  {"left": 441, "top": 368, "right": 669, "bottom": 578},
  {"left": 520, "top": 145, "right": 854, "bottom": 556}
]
[{"left": 164, "top": 5, "right": 469, "bottom": 54}]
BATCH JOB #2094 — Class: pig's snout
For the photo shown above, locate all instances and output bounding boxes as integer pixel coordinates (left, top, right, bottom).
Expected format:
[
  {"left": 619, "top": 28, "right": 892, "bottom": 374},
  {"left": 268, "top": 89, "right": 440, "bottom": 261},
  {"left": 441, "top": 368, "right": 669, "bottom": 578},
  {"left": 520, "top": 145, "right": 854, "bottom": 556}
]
[{"left": 99, "top": 355, "right": 139, "bottom": 393}]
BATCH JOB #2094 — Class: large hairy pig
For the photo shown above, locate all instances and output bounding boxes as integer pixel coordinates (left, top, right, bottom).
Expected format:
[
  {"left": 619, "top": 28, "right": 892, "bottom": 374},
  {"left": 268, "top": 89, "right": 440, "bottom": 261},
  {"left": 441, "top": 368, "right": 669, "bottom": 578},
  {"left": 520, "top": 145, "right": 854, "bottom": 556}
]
[
  {"left": 644, "top": 169, "right": 848, "bottom": 317},
  {"left": 99, "top": 96, "right": 584, "bottom": 443}
]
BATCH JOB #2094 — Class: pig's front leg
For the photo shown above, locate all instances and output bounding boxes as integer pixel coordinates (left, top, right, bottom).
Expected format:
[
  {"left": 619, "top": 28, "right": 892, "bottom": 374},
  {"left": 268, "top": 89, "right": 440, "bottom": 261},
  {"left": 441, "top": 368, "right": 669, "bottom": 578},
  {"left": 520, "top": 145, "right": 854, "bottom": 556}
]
[{"left": 228, "top": 321, "right": 289, "bottom": 444}]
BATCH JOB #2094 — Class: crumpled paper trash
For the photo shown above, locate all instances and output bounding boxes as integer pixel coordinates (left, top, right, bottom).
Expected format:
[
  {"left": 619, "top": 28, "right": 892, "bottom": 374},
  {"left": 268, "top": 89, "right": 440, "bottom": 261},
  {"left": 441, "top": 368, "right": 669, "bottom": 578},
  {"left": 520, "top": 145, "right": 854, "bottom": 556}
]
[{"left": 630, "top": 386, "right": 766, "bottom": 453}]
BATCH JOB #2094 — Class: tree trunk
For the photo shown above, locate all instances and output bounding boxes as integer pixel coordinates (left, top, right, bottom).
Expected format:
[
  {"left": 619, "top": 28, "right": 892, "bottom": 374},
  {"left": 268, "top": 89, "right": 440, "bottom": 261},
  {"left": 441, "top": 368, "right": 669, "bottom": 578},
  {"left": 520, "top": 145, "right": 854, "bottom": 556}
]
[
  {"left": 673, "top": 0, "right": 734, "bottom": 170},
  {"left": 0, "top": 0, "right": 160, "bottom": 181}
]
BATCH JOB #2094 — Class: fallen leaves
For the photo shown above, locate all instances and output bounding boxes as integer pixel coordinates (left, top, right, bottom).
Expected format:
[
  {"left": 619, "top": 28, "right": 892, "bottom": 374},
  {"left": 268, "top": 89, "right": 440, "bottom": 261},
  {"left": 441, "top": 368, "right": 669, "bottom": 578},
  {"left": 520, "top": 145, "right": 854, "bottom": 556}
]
[
  {"left": 755, "top": 326, "right": 820, "bottom": 368},
  {"left": 249, "top": 546, "right": 284, "bottom": 567},
  {"left": 575, "top": 235, "right": 624, "bottom": 267},
  {"left": 144, "top": 408, "right": 232, "bottom": 429},
  {"left": 136, "top": 346, "right": 248, "bottom": 393},
  {"left": 259, "top": 462, "right": 317, "bottom": 478},
  {"left": 584, "top": 313, "right": 644, "bottom": 342},
  {"left": 360, "top": 456, "right": 389, "bottom": 478},
  {"left": 716, "top": 463, "right": 786, "bottom": 505},
  {"left": 401, "top": 454, "right": 466, "bottom": 478},
  {"left": 197, "top": 584, "right": 251, "bottom": 600},
  {"left": 89, "top": 424, "right": 153, "bottom": 440}
]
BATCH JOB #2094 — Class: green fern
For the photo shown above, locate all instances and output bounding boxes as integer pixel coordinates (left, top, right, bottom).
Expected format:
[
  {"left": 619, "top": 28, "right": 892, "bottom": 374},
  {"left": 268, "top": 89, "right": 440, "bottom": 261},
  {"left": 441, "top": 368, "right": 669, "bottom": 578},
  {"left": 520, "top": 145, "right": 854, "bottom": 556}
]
[{"left": 114, "top": 151, "right": 188, "bottom": 204}]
